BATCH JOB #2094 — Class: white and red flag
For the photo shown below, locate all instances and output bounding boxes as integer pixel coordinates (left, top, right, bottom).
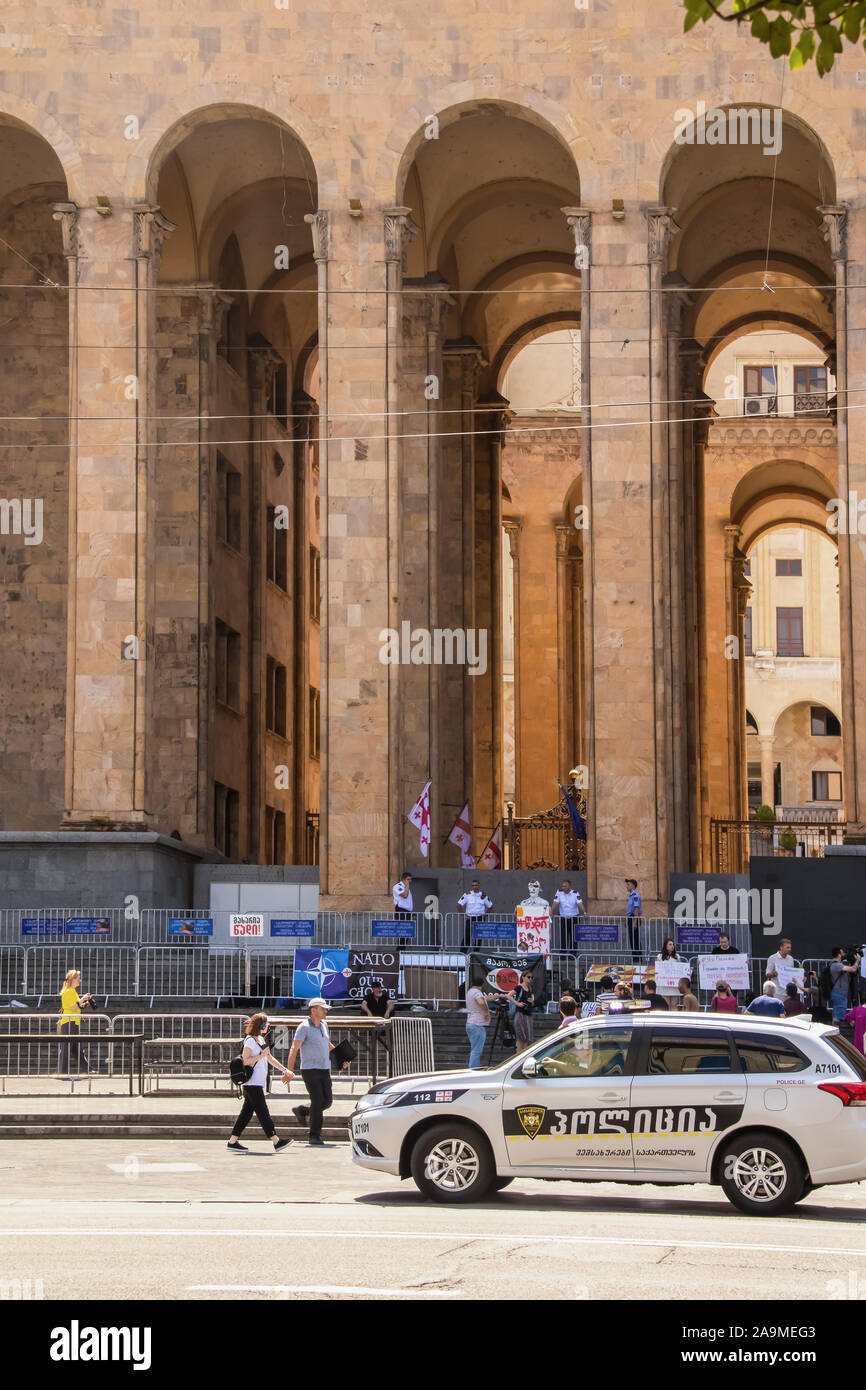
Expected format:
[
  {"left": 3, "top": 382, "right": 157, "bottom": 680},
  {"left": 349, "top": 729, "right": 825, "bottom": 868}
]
[
  {"left": 447, "top": 803, "right": 475, "bottom": 868},
  {"left": 478, "top": 824, "right": 502, "bottom": 869},
  {"left": 407, "top": 780, "right": 432, "bottom": 857}
]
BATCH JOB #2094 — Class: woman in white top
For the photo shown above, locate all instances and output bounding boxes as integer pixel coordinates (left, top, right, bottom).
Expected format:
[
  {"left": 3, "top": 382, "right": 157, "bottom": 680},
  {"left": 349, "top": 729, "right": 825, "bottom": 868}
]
[
  {"left": 227, "top": 1012, "right": 294, "bottom": 1153},
  {"left": 656, "top": 938, "right": 683, "bottom": 1012}
]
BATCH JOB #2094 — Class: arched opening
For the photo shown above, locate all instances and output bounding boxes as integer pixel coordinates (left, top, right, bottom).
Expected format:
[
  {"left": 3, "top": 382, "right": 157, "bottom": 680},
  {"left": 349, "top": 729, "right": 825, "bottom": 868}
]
[
  {"left": 660, "top": 111, "right": 840, "bottom": 870},
  {"left": 395, "top": 103, "right": 581, "bottom": 862},
  {"left": 148, "top": 107, "right": 320, "bottom": 864},
  {"left": 0, "top": 119, "right": 70, "bottom": 831}
]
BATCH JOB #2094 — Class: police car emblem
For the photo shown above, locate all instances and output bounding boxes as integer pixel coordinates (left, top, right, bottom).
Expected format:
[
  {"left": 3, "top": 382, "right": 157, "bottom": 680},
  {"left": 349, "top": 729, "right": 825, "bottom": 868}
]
[{"left": 517, "top": 1105, "right": 546, "bottom": 1140}]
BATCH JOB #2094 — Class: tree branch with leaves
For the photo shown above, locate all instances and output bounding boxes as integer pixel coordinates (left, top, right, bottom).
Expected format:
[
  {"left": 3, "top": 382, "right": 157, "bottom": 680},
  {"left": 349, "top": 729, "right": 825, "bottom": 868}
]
[{"left": 683, "top": 1, "right": 866, "bottom": 73}]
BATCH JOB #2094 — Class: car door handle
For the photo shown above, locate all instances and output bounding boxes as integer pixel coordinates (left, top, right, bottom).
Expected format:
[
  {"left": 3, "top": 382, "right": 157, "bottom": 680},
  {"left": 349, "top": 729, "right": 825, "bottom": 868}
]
[
  {"left": 712, "top": 1091, "right": 741, "bottom": 1100},
  {"left": 599, "top": 1091, "right": 627, "bottom": 1101}
]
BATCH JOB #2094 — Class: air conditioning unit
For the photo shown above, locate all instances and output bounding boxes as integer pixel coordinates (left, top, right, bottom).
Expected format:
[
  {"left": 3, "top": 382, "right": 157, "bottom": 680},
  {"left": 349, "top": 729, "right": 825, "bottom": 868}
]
[{"left": 744, "top": 395, "right": 772, "bottom": 416}]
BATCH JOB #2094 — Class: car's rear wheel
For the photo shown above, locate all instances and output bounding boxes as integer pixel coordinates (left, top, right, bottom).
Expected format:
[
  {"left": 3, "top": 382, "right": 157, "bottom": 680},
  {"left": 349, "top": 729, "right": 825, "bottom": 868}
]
[
  {"left": 410, "top": 1122, "right": 495, "bottom": 1203},
  {"left": 718, "top": 1132, "right": 804, "bottom": 1216}
]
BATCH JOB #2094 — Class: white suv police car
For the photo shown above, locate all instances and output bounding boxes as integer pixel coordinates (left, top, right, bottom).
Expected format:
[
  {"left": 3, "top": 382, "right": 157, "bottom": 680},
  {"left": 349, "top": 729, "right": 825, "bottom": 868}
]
[{"left": 350, "top": 1013, "right": 866, "bottom": 1215}]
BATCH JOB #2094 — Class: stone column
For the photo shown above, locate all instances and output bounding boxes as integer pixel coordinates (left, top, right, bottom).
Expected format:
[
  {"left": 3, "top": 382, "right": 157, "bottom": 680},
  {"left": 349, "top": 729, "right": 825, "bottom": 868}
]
[
  {"left": 503, "top": 519, "right": 522, "bottom": 809},
  {"left": 472, "top": 394, "right": 509, "bottom": 844},
  {"left": 565, "top": 203, "right": 667, "bottom": 910},
  {"left": 821, "top": 206, "right": 862, "bottom": 835},
  {"left": 570, "top": 551, "right": 584, "bottom": 770},
  {"left": 555, "top": 522, "right": 573, "bottom": 783},
  {"left": 311, "top": 205, "right": 401, "bottom": 905},
  {"left": 292, "top": 390, "right": 316, "bottom": 862},
  {"left": 55, "top": 202, "right": 172, "bottom": 828},
  {"left": 759, "top": 734, "right": 776, "bottom": 812}
]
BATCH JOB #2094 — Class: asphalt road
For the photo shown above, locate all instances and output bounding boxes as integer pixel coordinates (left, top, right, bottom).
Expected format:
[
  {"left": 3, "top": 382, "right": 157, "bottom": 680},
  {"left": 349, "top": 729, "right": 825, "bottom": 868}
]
[{"left": 0, "top": 1139, "right": 865, "bottom": 1301}]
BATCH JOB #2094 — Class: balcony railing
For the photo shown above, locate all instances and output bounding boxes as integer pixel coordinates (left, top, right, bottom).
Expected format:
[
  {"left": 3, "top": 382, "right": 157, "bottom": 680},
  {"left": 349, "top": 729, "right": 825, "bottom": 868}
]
[{"left": 710, "top": 818, "right": 847, "bottom": 872}]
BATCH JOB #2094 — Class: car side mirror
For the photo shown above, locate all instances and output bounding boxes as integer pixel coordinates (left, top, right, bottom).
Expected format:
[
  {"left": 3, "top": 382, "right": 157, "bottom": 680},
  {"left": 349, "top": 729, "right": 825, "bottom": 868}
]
[{"left": 521, "top": 1057, "right": 537, "bottom": 1078}]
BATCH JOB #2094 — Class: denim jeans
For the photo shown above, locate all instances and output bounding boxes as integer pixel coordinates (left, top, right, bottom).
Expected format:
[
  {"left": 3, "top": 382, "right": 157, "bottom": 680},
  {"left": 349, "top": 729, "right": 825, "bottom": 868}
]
[
  {"left": 466, "top": 1022, "right": 488, "bottom": 1069},
  {"left": 831, "top": 987, "right": 850, "bottom": 1022}
]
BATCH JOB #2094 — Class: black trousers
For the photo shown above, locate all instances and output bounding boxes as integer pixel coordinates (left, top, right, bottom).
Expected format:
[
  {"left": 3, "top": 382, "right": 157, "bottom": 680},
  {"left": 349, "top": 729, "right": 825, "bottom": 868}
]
[
  {"left": 232, "top": 1084, "right": 275, "bottom": 1139},
  {"left": 58, "top": 1021, "right": 89, "bottom": 1074},
  {"left": 302, "top": 1068, "right": 333, "bottom": 1138},
  {"left": 627, "top": 917, "right": 641, "bottom": 953}
]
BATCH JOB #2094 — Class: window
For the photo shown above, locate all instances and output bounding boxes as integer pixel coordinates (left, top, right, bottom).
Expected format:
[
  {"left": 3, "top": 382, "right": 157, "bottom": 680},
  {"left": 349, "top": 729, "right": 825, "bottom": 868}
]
[
  {"left": 214, "top": 620, "right": 241, "bottom": 709},
  {"left": 827, "top": 1035, "right": 866, "bottom": 1081},
  {"left": 811, "top": 706, "right": 841, "bottom": 737},
  {"left": 776, "top": 607, "right": 804, "bottom": 657},
  {"left": 747, "top": 762, "right": 762, "bottom": 807},
  {"left": 309, "top": 545, "right": 321, "bottom": 621},
  {"left": 266, "top": 505, "right": 289, "bottom": 592},
  {"left": 305, "top": 810, "right": 320, "bottom": 865},
  {"left": 643, "top": 1031, "right": 735, "bottom": 1075},
  {"left": 213, "top": 782, "right": 239, "bottom": 858},
  {"left": 531, "top": 1026, "right": 634, "bottom": 1079},
  {"left": 744, "top": 607, "right": 753, "bottom": 657},
  {"left": 216, "top": 453, "right": 242, "bottom": 551},
  {"left": 265, "top": 806, "right": 286, "bottom": 865},
  {"left": 812, "top": 770, "right": 843, "bottom": 802},
  {"left": 743, "top": 365, "right": 778, "bottom": 412},
  {"left": 775, "top": 558, "right": 802, "bottom": 577},
  {"left": 309, "top": 686, "right": 320, "bottom": 760},
  {"left": 266, "top": 657, "right": 288, "bottom": 738},
  {"left": 734, "top": 1035, "right": 808, "bottom": 1074},
  {"left": 794, "top": 364, "right": 828, "bottom": 414}
]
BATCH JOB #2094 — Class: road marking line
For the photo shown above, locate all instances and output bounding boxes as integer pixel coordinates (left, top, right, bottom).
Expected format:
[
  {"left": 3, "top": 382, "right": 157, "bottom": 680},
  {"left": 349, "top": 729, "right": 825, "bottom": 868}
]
[
  {"left": 187, "top": 1283, "right": 459, "bottom": 1298},
  {"left": 1, "top": 1228, "right": 865, "bottom": 1258}
]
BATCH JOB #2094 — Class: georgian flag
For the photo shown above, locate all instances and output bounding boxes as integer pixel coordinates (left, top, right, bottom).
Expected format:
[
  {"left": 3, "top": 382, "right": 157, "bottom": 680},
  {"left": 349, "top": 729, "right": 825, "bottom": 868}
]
[
  {"left": 447, "top": 803, "right": 475, "bottom": 868},
  {"left": 478, "top": 824, "right": 502, "bottom": 869},
  {"left": 408, "top": 780, "right": 432, "bottom": 857}
]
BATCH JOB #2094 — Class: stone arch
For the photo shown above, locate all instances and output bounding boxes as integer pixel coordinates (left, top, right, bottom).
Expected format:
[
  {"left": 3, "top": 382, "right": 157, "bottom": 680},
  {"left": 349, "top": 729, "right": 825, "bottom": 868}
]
[{"left": 0, "top": 103, "right": 82, "bottom": 202}]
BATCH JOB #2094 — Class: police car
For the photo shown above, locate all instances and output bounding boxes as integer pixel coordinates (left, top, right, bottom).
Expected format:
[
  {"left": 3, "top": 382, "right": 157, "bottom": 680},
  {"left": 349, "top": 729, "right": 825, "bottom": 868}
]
[{"left": 350, "top": 1013, "right": 866, "bottom": 1215}]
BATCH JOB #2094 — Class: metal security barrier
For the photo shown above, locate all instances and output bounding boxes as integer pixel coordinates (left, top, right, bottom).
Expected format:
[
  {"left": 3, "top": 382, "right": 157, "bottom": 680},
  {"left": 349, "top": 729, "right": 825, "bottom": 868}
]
[
  {"left": 140, "top": 909, "right": 346, "bottom": 946},
  {"left": 0, "top": 908, "right": 138, "bottom": 946},
  {"left": 343, "top": 912, "right": 440, "bottom": 947},
  {"left": 137, "top": 947, "right": 245, "bottom": 997},
  {"left": 24, "top": 946, "right": 138, "bottom": 996},
  {"left": 0, "top": 947, "right": 25, "bottom": 994},
  {"left": 391, "top": 1015, "right": 435, "bottom": 1076}
]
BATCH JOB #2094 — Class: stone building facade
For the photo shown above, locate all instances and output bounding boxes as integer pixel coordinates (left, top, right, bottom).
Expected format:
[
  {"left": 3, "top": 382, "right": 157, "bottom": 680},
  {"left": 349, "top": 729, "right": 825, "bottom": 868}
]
[{"left": 0, "top": 0, "right": 865, "bottom": 912}]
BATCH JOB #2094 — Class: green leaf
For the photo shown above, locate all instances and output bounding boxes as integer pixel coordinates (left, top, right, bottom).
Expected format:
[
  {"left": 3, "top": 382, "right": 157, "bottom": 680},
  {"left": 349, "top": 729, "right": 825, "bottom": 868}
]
[
  {"left": 843, "top": 10, "right": 863, "bottom": 43},
  {"left": 816, "top": 37, "right": 836, "bottom": 74},
  {"left": 768, "top": 16, "right": 794, "bottom": 56},
  {"left": 751, "top": 10, "right": 772, "bottom": 40},
  {"left": 792, "top": 27, "right": 815, "bottom": 65}
]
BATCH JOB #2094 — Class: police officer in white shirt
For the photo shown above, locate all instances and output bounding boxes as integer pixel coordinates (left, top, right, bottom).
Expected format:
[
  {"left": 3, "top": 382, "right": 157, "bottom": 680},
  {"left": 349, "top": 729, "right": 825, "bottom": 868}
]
[
  {"left": 457, "top": 879, "right": 493, "bottom": 948},
  {"left": 553, "top": 879, "right": 584, "bottom": 948},
  {"left": 392, "top": 872, "right": 413, "bottom": 920}
]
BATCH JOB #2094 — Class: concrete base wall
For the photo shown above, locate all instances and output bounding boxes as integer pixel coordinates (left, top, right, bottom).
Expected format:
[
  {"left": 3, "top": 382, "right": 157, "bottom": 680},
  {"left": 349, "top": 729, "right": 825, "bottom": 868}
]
[{"left": 0, "top": 833, "right": 205, "bottom": 908}]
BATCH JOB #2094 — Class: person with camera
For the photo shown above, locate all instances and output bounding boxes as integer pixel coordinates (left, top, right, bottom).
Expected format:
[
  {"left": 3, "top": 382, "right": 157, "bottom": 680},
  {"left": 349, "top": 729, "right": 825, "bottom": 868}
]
[
  {"left": 827, "top": 946, "right": 862, "bottom": 1023},
  {"left": 501, "top": 969, "right": 535, "bottom": 1052},
  {"left": 227, "top": 1012, "right": 293, "bottom": 1153},
  {"left": 56, "top": 968, "right": 95, "bottom": 1078}
]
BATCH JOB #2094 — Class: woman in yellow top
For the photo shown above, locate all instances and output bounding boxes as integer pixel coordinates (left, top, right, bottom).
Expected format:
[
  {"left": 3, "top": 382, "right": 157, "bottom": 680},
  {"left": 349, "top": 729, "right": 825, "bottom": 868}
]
[{"left": 57, "top": 969, "right": 93, "bottom": 1078}]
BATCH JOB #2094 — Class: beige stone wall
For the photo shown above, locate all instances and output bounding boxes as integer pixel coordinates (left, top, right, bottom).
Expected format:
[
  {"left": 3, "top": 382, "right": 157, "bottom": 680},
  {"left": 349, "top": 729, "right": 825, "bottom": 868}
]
[{"left": 5, "top": 2, "right": 866, "bottom": 904}]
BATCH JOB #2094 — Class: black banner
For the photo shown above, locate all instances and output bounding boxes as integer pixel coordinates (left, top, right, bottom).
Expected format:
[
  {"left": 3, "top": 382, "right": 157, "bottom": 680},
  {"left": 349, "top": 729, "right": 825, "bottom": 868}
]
[
  {"left": 346, "top": 948, "right": 399, "bottom": 1001},
  {"left": 468, "top": 950, "right": 547, "bottom": 1002}
]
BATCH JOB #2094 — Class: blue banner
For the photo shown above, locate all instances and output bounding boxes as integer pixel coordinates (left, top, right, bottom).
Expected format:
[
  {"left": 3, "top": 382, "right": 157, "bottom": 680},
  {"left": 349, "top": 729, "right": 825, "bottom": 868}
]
[
  {"left": 168, "top": 918, "right": 213, "bottom": 937},
  {"left": 676, "top": 926, "right": 721, "bottom": 946},
  {"left": 65, "top": 918, "right": 112, "bottom": 936},
  {"left": 271, "top": 919, "right": 315, "bottom": 937},
  {"left": 574, "top": 923, "right": 620, "bottom": 942},
  {"left": 472, "top": 921, "right": 516, "bottom": 940},
  {"left": 371, "top": 918, "right": 416, "bottom": 938},
  {"left": 21, "top": 918, "right": 65, "bottom": 937}
]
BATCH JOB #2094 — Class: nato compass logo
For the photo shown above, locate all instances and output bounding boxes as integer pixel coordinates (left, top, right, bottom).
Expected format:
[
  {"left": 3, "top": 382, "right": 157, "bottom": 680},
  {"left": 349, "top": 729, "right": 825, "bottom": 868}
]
[{"left": 293, "top": 948, "right": 352, "bottom": 1000}]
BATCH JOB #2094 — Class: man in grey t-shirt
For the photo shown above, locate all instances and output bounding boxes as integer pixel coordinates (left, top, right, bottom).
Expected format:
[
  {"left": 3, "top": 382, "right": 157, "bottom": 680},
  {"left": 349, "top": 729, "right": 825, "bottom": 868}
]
[
  {"left": 465, "top": 980, "right": 493, "bottom": 1069},
  {"left": 286, "top": 998, "right": 349, "bottom": 1145}
]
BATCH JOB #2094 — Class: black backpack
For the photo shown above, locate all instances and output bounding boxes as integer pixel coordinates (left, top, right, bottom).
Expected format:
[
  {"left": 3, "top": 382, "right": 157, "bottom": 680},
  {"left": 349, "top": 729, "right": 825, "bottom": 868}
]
[
  {"left": 818, "top": 963, "right": 837, "bottom": 1002},
  {"left": 229, "top": 1039, "right": 255, "bottom": 1087}
]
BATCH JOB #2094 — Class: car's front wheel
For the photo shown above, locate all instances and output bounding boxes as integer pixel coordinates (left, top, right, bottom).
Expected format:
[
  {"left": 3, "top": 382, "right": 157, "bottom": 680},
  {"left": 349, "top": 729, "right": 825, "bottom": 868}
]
[
  {"left": 718, "top": 1132, "right": 804, "bottom": 1216},
  {"left": 410, "top": 1122, "right": 495, "bottom": 1203}
]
